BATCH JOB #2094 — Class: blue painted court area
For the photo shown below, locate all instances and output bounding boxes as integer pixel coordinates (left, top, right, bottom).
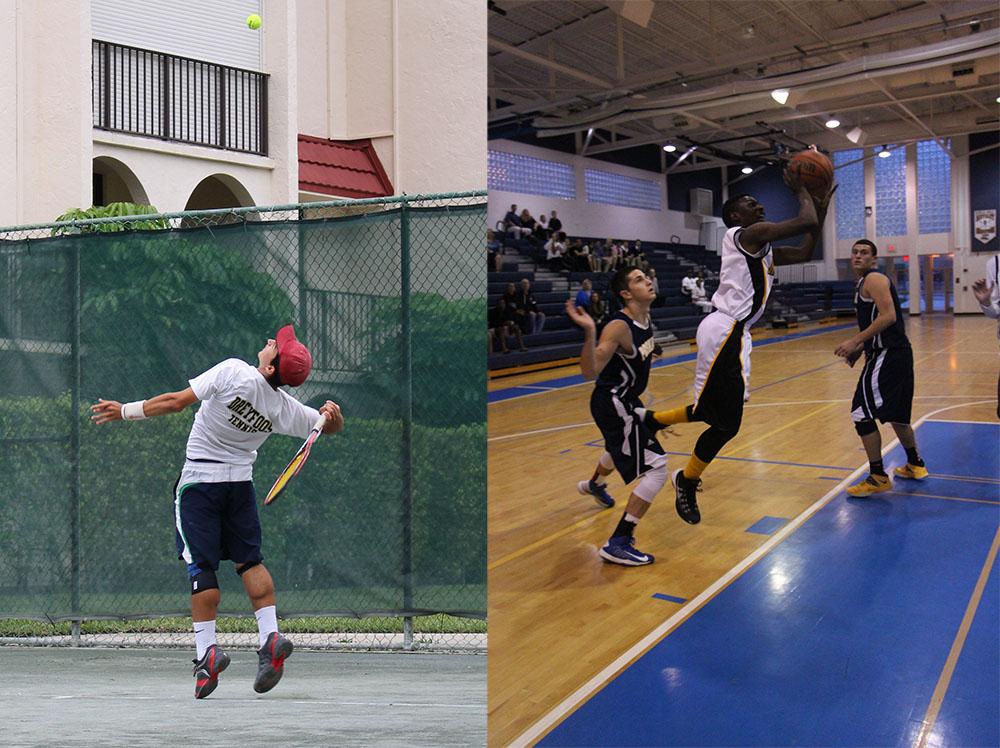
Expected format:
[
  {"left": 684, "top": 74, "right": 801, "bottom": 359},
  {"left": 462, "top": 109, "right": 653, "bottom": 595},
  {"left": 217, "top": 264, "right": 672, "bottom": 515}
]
[{"left": 539, "top": 420, "right": 1000, "bottom": 747}]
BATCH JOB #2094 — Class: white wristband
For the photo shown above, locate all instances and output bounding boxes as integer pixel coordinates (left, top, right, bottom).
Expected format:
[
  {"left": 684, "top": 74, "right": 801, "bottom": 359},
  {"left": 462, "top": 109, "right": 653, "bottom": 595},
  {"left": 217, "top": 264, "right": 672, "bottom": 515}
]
[{"left": 121, "top": 400, "right": 147, "bottom": 420}]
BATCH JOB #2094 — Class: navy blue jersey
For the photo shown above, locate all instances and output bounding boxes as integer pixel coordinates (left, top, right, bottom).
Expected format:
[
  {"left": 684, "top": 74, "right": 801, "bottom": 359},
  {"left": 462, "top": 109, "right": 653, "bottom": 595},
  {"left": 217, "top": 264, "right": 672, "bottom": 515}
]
[
  {"left": 595, "top": 311, "right": 656, "bottom": 400},
  {"left": 856, "top": 270, "right": 909, "bottom": 355}
]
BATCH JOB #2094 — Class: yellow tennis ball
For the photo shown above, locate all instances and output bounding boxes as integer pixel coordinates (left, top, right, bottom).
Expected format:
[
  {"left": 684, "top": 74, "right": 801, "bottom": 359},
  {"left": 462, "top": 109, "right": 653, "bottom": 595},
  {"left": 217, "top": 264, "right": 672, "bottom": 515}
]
[{"left": 247, "top": 14, "right": 262, "bottom": 30}]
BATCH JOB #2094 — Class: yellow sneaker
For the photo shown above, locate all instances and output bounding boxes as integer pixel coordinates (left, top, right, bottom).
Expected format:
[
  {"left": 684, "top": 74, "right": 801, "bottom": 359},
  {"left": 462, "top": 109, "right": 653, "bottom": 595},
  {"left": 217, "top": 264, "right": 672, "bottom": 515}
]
[
  {"left": 846, "top": 474, "right": 892, "bottom": 497},
  {"left": 894, "top": 463, "right": 929, "bottom": 480}
]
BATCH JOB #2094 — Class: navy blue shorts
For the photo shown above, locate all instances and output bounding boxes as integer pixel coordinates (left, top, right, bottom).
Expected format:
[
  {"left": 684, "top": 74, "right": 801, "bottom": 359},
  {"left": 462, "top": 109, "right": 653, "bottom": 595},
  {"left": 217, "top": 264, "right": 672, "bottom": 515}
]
[
  {"left": 173, "top": 477, "right": 263, "bottom": 574},
  {"left": 590, "top": 390, "right": 664, "bottom": 484}
]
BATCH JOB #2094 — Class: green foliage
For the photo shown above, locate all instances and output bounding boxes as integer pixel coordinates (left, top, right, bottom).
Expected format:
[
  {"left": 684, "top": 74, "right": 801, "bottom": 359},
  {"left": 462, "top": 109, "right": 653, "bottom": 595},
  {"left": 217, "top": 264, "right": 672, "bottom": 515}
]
[
  {"left": 76, "top": 229, "right": 296, "bottom": 398},
  {"left": 52, "top": 203, "right": 168, "bottom": 235},
  {"left": 366, "top": 293, "right": 485, "bottom": 428}
]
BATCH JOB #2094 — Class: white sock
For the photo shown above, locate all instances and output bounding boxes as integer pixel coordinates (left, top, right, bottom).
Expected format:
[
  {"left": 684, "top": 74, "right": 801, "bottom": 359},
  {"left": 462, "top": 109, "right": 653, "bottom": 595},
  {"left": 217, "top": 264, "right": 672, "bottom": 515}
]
[
  {"left": 254, "top": 605, "right": 278, "bottom": 648},
  {"left": 625, "top": 513, "right": 641, "bottom": 524},
  {"left": 193, "top": 620, "right": 216, "bottom": 660}
]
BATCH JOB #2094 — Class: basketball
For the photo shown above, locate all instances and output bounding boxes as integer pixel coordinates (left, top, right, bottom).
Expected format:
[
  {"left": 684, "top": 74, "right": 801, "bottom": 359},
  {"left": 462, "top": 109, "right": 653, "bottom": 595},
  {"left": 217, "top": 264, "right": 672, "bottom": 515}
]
[{"left": 786, "top": 149, "right": 833, "bottom": 199}]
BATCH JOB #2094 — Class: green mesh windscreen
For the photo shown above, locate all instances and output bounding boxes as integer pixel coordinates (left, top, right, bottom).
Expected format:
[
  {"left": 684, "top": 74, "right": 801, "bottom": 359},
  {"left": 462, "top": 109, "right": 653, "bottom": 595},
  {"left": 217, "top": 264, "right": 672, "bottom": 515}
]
[{"left": 0, "top": 197, "right": 485, "bottom": 621}]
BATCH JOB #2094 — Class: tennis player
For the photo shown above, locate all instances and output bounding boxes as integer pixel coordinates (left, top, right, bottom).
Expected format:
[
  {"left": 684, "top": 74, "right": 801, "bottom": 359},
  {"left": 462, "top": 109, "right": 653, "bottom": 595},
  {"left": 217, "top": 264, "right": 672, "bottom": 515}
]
[{"left": 91, "top": 324, "right": 343, "bottom": 699}]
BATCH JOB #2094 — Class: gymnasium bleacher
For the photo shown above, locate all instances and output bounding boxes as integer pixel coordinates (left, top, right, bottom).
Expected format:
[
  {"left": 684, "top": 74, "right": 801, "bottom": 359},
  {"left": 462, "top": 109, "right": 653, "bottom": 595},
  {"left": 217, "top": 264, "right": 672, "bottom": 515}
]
[{"left": 488, "top": 230, "right": 855, "bottom": 373}]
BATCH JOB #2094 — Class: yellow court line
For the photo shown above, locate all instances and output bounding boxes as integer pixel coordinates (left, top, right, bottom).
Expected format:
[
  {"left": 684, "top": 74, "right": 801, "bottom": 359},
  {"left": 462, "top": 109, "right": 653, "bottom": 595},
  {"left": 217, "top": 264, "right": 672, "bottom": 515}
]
[
  {"left": 489, "top": 512, "right": 607, "bottom": 571},
  {"left": 722, "top": 402, "right": 838, "bottom": 457},
  {"left": 913, "top": 525, "right": 1000, "bottom": 748}
]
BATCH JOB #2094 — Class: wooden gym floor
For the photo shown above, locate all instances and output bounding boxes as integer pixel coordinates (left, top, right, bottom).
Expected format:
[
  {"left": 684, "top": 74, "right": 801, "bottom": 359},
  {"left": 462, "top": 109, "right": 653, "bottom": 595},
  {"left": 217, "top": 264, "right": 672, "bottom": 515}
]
[{"left": 487, "top": 315, "right": 999, "bottom": 747}]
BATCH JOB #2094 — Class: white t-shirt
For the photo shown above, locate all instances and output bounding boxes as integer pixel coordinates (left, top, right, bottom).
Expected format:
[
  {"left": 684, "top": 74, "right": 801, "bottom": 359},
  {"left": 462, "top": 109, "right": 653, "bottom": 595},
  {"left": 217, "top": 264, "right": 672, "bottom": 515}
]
[{"left": 184, "top": 358, "right": 321, "bottom": 480}]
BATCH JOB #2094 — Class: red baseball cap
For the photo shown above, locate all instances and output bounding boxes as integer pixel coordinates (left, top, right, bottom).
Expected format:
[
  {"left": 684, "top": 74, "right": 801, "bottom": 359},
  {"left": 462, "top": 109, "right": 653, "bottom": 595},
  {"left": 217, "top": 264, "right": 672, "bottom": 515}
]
[{"left": 275, "top": 324, "right": 312, "bottom": 387}]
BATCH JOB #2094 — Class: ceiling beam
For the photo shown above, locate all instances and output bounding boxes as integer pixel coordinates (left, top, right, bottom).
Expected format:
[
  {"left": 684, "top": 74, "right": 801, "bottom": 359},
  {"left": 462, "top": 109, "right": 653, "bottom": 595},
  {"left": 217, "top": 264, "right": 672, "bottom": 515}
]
[{"left": 489, "top": 38, "right": 616, "bottom": 89}]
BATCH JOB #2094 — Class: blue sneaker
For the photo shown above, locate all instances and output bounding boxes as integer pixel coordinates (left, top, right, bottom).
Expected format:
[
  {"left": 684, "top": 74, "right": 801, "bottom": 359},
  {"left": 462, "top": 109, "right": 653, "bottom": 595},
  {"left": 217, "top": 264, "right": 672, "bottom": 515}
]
[
  {"left": 599, "top": 535, "right": 654, "bottom": 566},
  {"left": 577, "top": 479, "right": 615, "bottom": 508}
]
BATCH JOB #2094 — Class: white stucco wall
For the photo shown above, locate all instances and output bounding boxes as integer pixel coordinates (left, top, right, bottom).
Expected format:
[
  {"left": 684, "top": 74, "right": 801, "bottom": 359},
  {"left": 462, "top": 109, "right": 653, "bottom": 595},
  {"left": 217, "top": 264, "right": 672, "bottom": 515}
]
[
  {"left": 487, "top": 139, "right": 702, "bottom": 244},
  {"left": 296, "top": 0, "right": 485, "bottom": 195},
  {"left": 0, "top": 0, "right": 92, "bottom": 226}
]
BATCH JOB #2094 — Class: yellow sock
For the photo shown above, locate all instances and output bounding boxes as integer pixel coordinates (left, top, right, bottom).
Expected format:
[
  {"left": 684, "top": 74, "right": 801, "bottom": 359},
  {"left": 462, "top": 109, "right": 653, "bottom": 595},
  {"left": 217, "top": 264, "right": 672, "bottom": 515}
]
[
  {"left": 653, "top": 406, "right": 690, "bottom": 426},
  {"left": 683, "top": 454, "right": 709, "bottom": 481}
]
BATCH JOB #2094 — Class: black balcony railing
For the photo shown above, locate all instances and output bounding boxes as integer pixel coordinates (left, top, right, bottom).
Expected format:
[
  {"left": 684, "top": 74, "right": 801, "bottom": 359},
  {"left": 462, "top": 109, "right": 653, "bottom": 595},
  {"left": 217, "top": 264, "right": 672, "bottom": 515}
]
[{"left": 92, "top": 40, "right": 268, "bottom": 156}]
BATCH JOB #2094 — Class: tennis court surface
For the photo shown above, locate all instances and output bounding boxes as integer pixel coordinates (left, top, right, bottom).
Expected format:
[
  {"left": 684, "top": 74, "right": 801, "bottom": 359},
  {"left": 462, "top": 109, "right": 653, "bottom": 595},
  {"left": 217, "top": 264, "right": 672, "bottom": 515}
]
[{"left": 4, "top": 648, "right": 485, "bottom": 746}]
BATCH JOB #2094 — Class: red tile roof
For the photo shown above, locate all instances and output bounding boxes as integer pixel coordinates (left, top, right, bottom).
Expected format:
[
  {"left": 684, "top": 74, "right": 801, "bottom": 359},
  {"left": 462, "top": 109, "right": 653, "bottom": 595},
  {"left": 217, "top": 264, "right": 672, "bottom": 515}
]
[{"left": 297, "top": 134, "right": 393, "bottom": 198}]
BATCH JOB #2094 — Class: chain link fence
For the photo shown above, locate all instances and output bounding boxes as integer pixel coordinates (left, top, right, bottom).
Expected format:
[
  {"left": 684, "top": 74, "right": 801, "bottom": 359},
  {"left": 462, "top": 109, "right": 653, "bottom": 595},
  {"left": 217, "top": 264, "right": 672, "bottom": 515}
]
[{"left": 0, "top": 192, "right": 486, "bottom": 652}]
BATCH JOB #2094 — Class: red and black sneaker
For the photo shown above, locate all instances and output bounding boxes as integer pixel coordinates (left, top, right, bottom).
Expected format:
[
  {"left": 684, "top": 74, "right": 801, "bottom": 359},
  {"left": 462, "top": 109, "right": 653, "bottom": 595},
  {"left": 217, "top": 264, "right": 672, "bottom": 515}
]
[
  {"left": 253, "top": 632, "right": 294, "bottom": 694},
  {"left": 192, "top": 644, "right": 230, "bottom": 699}
]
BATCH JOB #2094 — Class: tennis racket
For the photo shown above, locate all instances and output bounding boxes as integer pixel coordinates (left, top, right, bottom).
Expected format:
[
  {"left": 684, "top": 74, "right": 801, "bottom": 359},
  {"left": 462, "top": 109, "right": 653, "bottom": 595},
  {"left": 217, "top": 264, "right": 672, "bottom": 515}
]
[{"left": 264, "top": 414, "right": 327, "bottom": 506}]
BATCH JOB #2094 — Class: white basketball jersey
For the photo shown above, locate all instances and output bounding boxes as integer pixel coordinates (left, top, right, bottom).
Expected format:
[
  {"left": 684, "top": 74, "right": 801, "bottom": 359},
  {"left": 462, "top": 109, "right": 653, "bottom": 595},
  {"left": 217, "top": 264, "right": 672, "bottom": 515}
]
[{"left": 711, "top": 226, "right": 774, "bottom": 327}]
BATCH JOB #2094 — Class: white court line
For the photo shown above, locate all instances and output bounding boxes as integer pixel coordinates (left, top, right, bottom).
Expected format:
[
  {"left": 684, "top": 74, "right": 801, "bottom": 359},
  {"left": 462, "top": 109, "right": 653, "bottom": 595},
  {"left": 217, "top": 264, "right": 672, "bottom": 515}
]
[
  {"left": 509, "top": 400, "right": 996, "bottom": 748},
  {"left": 488, "top": 397, "right": 993, "bottom": 443}
]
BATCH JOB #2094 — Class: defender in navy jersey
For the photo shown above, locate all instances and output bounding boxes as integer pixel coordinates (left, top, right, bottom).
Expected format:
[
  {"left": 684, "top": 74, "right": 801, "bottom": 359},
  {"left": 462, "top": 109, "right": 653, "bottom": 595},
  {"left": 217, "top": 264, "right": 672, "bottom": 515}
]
[
  {"left": 566, "top": 267, "right": 665, "bottom": 566},
  {"left": 835, "top": 240, "right": 927, "bottom": 496},
  {"left": 91, "top": 325, "right": 344, "bottom": 698},
  {"left": 638, "top": 153, "right": 834, "bottom": 523}
]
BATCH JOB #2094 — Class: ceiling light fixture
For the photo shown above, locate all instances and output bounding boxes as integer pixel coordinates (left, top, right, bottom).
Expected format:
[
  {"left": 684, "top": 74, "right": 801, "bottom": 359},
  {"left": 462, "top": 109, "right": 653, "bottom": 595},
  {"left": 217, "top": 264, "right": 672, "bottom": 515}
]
[
  {"left": 741, "top": 165, "right": 754, "bottom": 175},
  {"left": 846, "top": 127, "right": 864, "bottom": 144},
  {"left": 825, "top": 118, "right": 840, "bottom": 128},
  {"left": 878, "top": 146, "right": 891, "bottom": 158},
  {"left": 771, "top": 89, "right": 789, "bottom": 105},
  {"left": 663, "top": 143, "right": 677, "bottom": 153}
]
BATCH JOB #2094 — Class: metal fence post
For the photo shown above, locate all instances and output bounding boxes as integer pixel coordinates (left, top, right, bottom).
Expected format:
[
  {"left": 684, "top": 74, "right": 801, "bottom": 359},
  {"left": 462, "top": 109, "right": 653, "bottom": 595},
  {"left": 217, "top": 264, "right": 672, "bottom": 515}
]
[
  {"left": 69, "top": 245, "right": 82, "bottom": 646},
  {"left": 400, "top": 201, "right": 414, "bottom": 650}
]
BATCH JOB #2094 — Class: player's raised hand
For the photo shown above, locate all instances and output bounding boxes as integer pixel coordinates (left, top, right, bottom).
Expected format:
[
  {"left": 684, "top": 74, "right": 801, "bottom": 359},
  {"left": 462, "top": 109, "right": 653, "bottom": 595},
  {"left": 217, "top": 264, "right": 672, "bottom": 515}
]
[
  {"left": 90, "top": 398, "right": 123, "bottom": 425},
  {"left": 319, "top": 400, "right": 344, "bottom": 435},
  {"left": 564, "top": 299, "right": 596, "bottom": 331},
  {"left": 972, "top": 278, "right": 992, "bottom": 304}
]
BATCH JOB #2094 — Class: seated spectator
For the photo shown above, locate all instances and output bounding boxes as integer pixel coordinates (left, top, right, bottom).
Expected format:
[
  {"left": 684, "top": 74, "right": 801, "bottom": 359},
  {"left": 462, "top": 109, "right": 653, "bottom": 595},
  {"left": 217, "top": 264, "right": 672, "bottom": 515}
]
[
  {"left": 488, "top": 298, "right": 525, "bottom": 353},
  {"left": 503, "top": 204, "right": 532, "bottom": 239},
  {"left": 544, "top": 231, "right": 567, "bottom": 269},
  {"left": 533, "top": 213, "right": 549, "bottom": 242},
  {"left": 591, "top": 240, "right": 611, "bottom": 272},
  {"left": 565, "top": 239, "right": 590, "bottom": 273},
  {"left": 548, "top": 210, "right": 562, "bottom": 236},
  {"left": 487, "top": 229, "right": 502, "bottom": 273},
  {"left": 626, "top": 239, "right": 646, "bottom": 269},
  {"left": 681, "top": 271, "right": 697, "bottom": 297},
  {"left": 608, "top": 239, "right": 624, "bottom": 272},
  {"left": 515, "top": 277, "right": 545, "bottom": 335},
  {"left": 574, "top": 278, "right": 593, "bottom": 311},
  {"left": 519, "top": 209, "right": 538, "bottom": 241},
  {"left": 690, "top": 273, "right": 713, "bottom": 314},
  {"left": 589, "top": 290, "right": 607, "bottom": 329}
]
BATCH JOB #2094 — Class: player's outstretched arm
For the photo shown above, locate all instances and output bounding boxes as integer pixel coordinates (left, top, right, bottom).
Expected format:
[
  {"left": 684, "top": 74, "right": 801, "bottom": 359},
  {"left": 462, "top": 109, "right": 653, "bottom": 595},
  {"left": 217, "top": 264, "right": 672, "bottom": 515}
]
[
  {"left": 834, "top": 273, "right": 896, "bottom": 359},
  {"left": 565, "top": 299, "right": 627, "bottom": 380},
  {"left": 90, "top": 387, "right": 199, "bottom": 424}
]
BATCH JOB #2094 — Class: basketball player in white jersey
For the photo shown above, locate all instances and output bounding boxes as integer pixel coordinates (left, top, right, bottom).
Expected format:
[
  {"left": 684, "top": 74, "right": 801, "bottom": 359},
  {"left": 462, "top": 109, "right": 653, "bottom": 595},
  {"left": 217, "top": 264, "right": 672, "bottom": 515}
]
[
  {"left": 91, "top": 325, "right": 344, "bottom": 698},
  {"left": 637, "top": 159, "right": 834, "bottom": 524},
  {"left": 972, "top": 254, "right": 1000, "bottom": 418}
]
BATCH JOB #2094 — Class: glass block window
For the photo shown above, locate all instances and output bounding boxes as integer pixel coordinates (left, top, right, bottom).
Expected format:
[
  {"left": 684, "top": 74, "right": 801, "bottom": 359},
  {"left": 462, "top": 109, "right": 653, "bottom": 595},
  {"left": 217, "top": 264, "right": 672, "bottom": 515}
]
[
  {"left": 875, "top": 145, "right": 907, "bottom": 237},
  {"left": 487, "top": 150, "right": 575, "bottom": 198},
  {"left": 584, "top": 169, "right": 662, "bottom": 210},
  {"left": 833, "top": 149, "right": 865, "bottom": 241},
  {"left": 917, "top": 139, "right": 951, "bottom": 234}
]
